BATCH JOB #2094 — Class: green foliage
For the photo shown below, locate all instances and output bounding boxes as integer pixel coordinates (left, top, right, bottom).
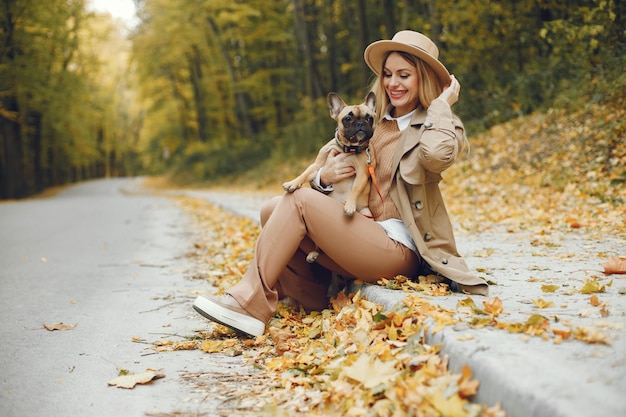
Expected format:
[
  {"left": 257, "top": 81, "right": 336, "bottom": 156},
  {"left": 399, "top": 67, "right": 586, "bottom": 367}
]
[
  {"left": 1, "top": 0, "right": 623, "bottom": 197},
  {"left": 173, "top": 138, "right": 271, "bottom": 182},
  {"left": 0, "top": 0, "right": 138, "bottom": 197}
]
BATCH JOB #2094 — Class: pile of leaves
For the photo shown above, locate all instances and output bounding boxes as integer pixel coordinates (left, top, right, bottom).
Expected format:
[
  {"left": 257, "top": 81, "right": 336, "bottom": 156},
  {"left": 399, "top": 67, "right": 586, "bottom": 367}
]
[
  {"left": 196, "top": 292, "right": 503, "bottom": 417},
  {"left": 158, "top": 196, "right": 503, "bottom": 416},
  {"left": 442, "top": 96, "right": 626, "bottom": 235}
]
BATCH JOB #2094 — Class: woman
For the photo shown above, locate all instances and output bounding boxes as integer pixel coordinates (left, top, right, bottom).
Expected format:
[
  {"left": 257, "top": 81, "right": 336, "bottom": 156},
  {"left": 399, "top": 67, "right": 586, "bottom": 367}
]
[{"left": 193, "top": 30, "right": 488, "bottom": 337}]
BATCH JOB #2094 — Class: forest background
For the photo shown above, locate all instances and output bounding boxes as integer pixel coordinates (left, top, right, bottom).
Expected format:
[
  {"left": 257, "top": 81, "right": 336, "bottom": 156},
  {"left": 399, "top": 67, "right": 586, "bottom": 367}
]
[{"left": 0, "top": 0, "right": 624, "bottom": 201}]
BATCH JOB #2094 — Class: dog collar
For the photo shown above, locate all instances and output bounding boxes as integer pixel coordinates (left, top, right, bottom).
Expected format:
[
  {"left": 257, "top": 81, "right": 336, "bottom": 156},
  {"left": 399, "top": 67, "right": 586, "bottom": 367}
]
[{"left": 335, "top": 131, "right": 368, "bottom": 154}]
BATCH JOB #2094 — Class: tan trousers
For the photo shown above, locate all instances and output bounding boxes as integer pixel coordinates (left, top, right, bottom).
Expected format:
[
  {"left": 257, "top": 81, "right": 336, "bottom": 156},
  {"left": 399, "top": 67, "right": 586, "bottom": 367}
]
[{"left": 228, "top": 188, "right": 420, "bottom": 322}]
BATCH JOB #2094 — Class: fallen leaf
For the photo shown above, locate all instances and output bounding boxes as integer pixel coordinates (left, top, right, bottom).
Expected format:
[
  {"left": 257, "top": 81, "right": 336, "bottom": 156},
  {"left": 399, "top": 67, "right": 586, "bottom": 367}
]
[
  {"left": 525, "top": 314, "right": 550, "bottom": 335},
  {"left": 532, "top": 298, "right": 555, "bottom": 309},
  {"left": 44, "top": 322, "right": 76, "bottom": 331},
  {"left": 153, "top": 340, "right": 197, "bottom": 352},
  {"left": 573, "top": 326, "right": 611, "bottom": 345},
  {"left": 458, "top": 365, "right": 480, "bottom": 398},
  {"left": 269, "top": 327, "right": 296, "bottom": 355},
  {"left": 429, "top": 390, "right": 467, "bottom": 416},
  {"left": 580, "top": 279, "right": 606, "bottom": 294},
  {"left": 541, "top": 284, "right": 559, "bottom": 293},
  {"left": 552, "top": 328, "right": 571, "bottom": 339},
  {"left": 601, "top": 256, "right": 626, "bottom": 275},
  {"left": 342, "top": 354, "right": 400, "bottom": 389},
  {"left": 108, "top": 370, "right": 165, "bottom": 389},
  {"left": 198, "top": 339, "right": 238, "bottom": 353},
  {"left": 483, "top": 297, "right": 503, "bottom": 316}
]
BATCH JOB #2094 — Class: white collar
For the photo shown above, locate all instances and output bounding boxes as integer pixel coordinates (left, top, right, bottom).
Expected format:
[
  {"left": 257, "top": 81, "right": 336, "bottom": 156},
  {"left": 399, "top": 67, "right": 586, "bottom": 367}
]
[{"left": 383, "top": 109, "right": 416, "bottom": 131}]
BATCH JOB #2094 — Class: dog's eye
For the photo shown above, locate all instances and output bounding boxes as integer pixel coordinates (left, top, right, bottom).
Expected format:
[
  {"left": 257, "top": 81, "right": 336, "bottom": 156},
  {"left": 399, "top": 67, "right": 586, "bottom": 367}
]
[{"left": 343, "top": 115, "right": 353, "bottom": 123}]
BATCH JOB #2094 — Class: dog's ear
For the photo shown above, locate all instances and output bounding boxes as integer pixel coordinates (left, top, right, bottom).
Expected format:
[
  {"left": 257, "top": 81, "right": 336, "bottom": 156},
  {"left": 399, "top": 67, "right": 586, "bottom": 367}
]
[
  {"left": 327, "top": 93, "right": 346, "bottom": 119},
  {"left": 364, "top": 91, "right": 376, "bottom": 113}
]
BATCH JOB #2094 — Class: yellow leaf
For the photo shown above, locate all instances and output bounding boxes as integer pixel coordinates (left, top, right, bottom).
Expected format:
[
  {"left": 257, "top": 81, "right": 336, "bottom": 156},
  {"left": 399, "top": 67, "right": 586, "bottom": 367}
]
[
  {"left": 198, "top": 339, "right": 237, "bottom": 353},
  {"left": 429, "top": 391, "right": 467, "bottom": 417},
  {"left": 458, "top": 365, "right": 480, "bottom": 398},
  {"left": 532, "top": 298, "right": 555, "bottom": 308},
  {"left": 524, "top": 314, "right": 550, "bottom": 335},
  {"left": 580, "top": 279, "right": 606, "bottom": 294},
  {"left": 541, "top": 284, "right": 559, "bottom": 293},
  {"left": 343, "top": 354, "right": 400, "bottom": 389}
]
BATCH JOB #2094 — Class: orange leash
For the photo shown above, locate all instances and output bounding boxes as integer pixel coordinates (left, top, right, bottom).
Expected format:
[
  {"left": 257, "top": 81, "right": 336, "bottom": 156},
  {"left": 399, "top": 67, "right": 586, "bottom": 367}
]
[{"left": 365, "top": 148, "right": 384, "bottom": 219}]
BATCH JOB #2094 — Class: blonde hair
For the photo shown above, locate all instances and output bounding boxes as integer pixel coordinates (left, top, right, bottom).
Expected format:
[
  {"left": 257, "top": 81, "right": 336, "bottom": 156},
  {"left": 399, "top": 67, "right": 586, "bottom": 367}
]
[{"left": 371, "top": 51, "right": 443, "bottom": 124}]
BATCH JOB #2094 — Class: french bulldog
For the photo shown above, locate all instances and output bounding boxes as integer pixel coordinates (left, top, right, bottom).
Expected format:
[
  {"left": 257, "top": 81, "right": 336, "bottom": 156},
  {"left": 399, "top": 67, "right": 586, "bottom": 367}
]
[{"left": 282, "top": 91, "right": 377, "bottom": 218}]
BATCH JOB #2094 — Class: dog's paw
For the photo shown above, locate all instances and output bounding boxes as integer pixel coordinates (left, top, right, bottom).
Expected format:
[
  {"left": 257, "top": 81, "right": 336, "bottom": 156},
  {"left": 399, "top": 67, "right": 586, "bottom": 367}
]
[
  {"left": 306, "top": 251, "right": 319, "bottom": 263},
  {"left": 282, "top": 181, "right": 300, "bottom": 193},
  {"left": 343, "top": 202, "right": 356, "bottom": 216}
]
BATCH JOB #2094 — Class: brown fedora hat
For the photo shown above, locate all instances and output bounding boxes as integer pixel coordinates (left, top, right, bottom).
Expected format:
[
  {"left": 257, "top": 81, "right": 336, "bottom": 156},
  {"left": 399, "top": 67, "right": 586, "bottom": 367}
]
[{"left": 364, "top": 30, "right": 451, "bottom": 86}]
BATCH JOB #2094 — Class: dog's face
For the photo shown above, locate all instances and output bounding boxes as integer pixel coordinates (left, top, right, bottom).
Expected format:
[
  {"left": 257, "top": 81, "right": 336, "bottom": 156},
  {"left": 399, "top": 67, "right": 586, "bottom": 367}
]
[{"left": 328, "top": 92, "right": 376, "bottom": 146}]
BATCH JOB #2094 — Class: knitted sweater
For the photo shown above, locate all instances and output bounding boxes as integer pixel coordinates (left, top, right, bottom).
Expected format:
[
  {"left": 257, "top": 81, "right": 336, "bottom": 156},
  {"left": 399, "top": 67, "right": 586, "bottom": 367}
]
[{"left": 368, "top": 119, "right": 403, "bottom": 221}]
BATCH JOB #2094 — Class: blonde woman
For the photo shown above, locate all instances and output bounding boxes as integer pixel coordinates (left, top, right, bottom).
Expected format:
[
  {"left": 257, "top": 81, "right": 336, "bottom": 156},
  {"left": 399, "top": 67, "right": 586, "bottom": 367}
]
[{"left": 194, "top": 30, "right": 488, "bottom": 337}]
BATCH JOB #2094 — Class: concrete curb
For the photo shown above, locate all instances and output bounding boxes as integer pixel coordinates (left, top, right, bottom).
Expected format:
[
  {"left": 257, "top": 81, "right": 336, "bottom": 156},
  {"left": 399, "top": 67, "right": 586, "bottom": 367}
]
[{"left": 183, "top": 188, "right": 626, "bottom": 417}]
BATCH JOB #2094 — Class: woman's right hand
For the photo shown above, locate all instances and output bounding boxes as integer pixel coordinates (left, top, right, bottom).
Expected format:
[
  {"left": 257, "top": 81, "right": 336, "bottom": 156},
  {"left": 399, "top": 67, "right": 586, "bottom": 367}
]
[
  {"left": 437, "top": 74, "right": 461, "bottom": 106},
  {"left": 319, "top": 149, "right": 356, "bottom": 187}
]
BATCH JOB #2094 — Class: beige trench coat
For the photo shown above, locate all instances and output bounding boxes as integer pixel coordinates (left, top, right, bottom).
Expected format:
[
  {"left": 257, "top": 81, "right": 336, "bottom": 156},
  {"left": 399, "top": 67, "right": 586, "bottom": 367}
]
[{"left": 389, "top": 100, "right": 489, "bottom": 295}]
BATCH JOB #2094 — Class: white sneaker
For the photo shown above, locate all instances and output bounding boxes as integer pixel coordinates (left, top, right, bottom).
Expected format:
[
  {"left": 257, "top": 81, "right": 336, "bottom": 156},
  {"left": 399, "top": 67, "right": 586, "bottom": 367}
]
[{"left": 193, "top": 294, "right": 265, "bottom": 337}]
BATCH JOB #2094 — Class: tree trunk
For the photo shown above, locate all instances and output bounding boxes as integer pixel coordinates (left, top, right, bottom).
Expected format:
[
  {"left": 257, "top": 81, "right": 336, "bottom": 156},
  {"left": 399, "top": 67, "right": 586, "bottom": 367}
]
[
  {"left": 205, "top": 17, "right": 255, "bottom": 139},
  {"left": 188, "top": 44, "right": 210, "bottom": 143},
  {"left": 0, "top": 97, "right": 22, "bottom": 199},
  {"left": 292, "top": 0, "right": 323, "bottom": 99},
  {"left": 357, "top": 0, "right": 370, "bottom": 89}
]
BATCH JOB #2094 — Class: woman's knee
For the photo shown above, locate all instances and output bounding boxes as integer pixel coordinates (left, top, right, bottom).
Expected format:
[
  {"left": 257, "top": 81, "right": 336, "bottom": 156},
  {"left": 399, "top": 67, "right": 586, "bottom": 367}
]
[{"left": 260, "top": 195, "right": 282, "bottom": 225}]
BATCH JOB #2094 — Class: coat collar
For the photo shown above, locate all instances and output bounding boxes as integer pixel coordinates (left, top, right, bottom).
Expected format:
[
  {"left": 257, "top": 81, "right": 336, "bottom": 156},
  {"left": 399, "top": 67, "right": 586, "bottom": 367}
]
[
  {"left": 408, "top": 106, "right": 428, "bottom": 127},
  {"left": 389, "top": 107, "right": 428, "bottom": 170}
]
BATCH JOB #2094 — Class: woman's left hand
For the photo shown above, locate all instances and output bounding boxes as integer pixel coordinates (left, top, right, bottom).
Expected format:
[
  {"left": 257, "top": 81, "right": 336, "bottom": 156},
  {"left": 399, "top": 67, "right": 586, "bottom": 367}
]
[{"left": 438, "top": 74, "right": 461, "bottom": 106}]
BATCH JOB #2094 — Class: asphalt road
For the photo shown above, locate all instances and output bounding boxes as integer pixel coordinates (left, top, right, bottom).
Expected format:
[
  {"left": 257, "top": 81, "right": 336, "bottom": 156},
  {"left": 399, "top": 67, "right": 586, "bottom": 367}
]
[{"left": 0, "top": 178, "right": 246, "bottom": 417}]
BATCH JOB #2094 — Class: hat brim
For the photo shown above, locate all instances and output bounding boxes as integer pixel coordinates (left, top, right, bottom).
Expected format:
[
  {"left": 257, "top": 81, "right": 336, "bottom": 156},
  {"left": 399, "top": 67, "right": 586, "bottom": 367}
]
[{"left": 364, "top": 40, "right": 451, "bottom": 87}]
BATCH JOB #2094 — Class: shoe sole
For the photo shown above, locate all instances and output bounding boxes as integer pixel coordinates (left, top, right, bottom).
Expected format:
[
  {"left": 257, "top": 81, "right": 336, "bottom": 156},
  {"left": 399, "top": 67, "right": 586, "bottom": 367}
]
[{"left": 193, "top": 296, "right": 265, "bottom": 337}]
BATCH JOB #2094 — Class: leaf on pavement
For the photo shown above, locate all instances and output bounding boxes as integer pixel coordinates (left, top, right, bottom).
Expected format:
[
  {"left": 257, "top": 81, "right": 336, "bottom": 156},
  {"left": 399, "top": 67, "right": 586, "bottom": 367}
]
[
  {"left": 601, "top": 256, "right": 626, "bottom": 275},
  {"left": 108, "top": 370, "right": 165, "bottom": 389},
  {"left": 552, "top": 328, "right": 571, "bottom": 339},
  {"left": 573, "top": 326, "right": 611, "bottom": 345},
  {"left": 580, "top": 278, "right": 607, "bottom": 294},
  {"left": 532, "top": 298, "right": 555, "bottom": 309},
  {"left": 483, "top": 297, "right": 503, "bottom": 316},
  {"left": 43, "top": 322, "right": 76, "bottom": 331},
  {"left": 541, "top": 284, "right": 559, "bottom": 293},
  {"left": 153, "top": 340, "right": 197, "bottom": 352}
]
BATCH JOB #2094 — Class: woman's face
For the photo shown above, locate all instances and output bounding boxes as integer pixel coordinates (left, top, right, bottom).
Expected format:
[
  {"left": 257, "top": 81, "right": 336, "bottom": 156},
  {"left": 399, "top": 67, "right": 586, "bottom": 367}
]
[{"left": 382, "top": 52, "right": 419, "bottom": 118}]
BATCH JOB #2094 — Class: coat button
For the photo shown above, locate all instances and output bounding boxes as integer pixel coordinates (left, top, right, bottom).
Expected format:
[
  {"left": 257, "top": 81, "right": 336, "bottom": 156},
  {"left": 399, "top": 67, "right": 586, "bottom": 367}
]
[
  {"left": 414, "top": 201, "right": 423, "bottom": 210},
  {"left": 441, "top": 258, "right": 448, "bottom": 264},
  {"left": 424, "top": 233, "right": 432, "bottom": 241},
  {"left": 424, "top": 121, "right": 433, "bottom": 128}
]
